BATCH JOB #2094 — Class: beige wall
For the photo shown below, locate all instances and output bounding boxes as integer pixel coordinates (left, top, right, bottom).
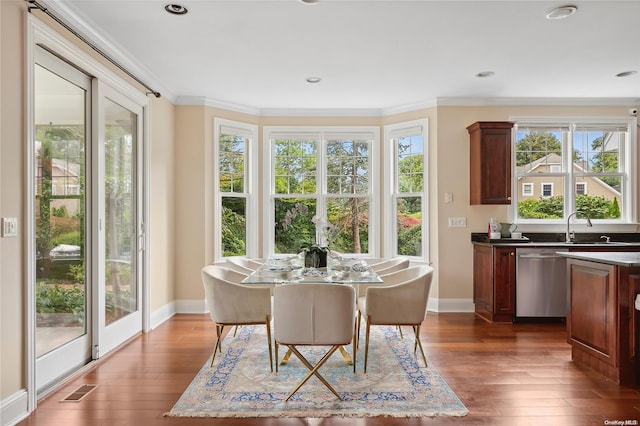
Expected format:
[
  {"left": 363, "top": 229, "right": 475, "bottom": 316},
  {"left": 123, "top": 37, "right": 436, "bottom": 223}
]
[
  {"left": 1, "top": 0, "right": 26, "bottom": 403},
  {"left": 149, "top": 97, "right": 176, "bottom": 312}
]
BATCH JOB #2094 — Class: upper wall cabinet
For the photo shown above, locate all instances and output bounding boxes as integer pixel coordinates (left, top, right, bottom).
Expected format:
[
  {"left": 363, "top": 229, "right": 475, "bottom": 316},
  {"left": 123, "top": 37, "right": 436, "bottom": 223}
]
[{"left": 467, "top": 121, "right": 515, "bottom": 205}]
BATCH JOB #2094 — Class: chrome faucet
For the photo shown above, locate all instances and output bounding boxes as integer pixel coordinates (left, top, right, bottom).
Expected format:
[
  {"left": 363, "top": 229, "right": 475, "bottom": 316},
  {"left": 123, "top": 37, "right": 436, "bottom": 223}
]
[{"left": 566, "top": 211, "right": 592, "bottom": 243}]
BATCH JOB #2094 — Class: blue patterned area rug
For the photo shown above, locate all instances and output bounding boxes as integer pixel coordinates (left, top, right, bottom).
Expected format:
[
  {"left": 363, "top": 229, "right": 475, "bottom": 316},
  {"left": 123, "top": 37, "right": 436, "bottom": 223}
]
[{"left": 165, "top": 324, "right": 468, "bottom": 418}]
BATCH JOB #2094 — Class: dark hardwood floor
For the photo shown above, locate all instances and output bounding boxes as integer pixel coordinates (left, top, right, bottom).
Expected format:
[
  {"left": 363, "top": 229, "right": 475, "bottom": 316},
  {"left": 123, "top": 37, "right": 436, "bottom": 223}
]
[{"left": 18, "top": 313, "right": 640, "bottom": 425}]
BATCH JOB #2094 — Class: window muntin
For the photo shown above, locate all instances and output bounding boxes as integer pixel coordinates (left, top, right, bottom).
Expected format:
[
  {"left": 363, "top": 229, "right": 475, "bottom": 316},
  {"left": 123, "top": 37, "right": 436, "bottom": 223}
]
[
  {"left": 267, "top": 128, "right": 377, "bottom": 256},
  {"left": 274, "top": 138, "right": 317, "bottom": 195},
  {"left": 513, "top": 119, "right": 633, "bottom": 223},
  {"left": 541, "top": 183, "right": 553, "bottom": 197}
]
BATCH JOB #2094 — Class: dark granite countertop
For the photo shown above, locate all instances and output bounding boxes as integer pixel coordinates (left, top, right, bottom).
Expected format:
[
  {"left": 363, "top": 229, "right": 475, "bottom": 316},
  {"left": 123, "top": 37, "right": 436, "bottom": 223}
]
[{"left": 470, "top": 232, "right": 640, "bottom": 248}]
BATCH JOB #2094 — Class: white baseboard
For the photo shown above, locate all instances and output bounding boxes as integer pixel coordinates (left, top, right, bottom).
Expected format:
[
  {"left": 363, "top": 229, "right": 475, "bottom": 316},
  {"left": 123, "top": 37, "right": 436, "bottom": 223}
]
[
  {"left": 149, "top": 301, "right": 176, "bottom": 330},
  {"left": 428, "top": 297, "right": 475, "bottom": 313},
  {"left": 174, "top": 298, "right": 207, "bottom": 314},
  {"left": 1, "top": 390, "right": 28, "bottom": 426}
]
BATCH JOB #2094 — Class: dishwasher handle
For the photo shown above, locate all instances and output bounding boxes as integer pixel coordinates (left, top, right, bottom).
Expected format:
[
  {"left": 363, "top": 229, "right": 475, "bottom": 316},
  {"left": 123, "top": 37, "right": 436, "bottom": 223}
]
[{"left": 518, "top": 253, "right": 566, "bottom": 259}]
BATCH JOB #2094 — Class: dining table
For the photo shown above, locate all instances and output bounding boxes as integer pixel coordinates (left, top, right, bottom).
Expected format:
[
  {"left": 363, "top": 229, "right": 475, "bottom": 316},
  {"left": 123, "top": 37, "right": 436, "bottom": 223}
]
[
  {"left": 240, "top": 254, "right": 384, "bottom": 285},
  {"left": 240, "top": 254, "right": 384, "bottom": 365}
]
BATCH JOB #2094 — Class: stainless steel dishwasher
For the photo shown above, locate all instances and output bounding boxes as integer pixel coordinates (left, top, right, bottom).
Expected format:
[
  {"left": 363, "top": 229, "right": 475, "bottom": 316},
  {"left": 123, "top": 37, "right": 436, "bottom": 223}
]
[{"left": 516, "top": 247, "right": 569, "bottom": 318}]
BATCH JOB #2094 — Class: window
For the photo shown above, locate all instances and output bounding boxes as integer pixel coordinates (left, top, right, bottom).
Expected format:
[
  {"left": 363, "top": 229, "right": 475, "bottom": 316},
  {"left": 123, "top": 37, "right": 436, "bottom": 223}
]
[
  {"left": 214, "top": 119, "right": 258, "bottom": 258},
  {"left": 385, "top": 119, "right": 429, "bottom": 261},
  {"left": 265, "top": 127, "right": 379, "bottom": 256},
  {"left": 513, "top": 118, "right": 636, "bottom": 223},
  {"left": 541, "top": 183, "right": 553, "bottom": 197},
  {"left": 522, "top": 183, "right": 534, "bottom": 196}
]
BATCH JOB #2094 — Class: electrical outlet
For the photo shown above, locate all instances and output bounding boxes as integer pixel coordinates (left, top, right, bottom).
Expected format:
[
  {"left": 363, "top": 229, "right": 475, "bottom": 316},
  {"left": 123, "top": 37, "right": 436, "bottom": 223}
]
[
  {"left": 448, "top": 217, "right": 467, "bottom": 228},
  {"left": 2, "top": 217, "right": 17, "bottom": 237}
]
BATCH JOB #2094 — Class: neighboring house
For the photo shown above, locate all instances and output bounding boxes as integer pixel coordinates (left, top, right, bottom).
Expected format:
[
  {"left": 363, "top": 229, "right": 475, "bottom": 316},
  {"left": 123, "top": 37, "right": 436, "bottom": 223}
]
[
  {"left": 515, "top": 153, "right": 621, "bottom": 201},
  {"left": 35, "top": 141, "right": 82, "bottom": 216}
]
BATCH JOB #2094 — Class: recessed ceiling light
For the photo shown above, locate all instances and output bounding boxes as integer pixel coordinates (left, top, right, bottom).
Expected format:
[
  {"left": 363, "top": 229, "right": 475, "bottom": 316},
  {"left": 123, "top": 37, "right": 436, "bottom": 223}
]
[
  {"left": 616, "top": 70, "right": 637, "bottom": 78},
  {"left": 546, "top": 5, "right": 577, "bottom": 20},
  {"left": 475, "top": 71, "right": 495, "bottom": 78},
  {"left": 165, "top": 4, "right": 188, "bottom": 15},
  {"left": 306, "top": 77, "right": 322, "bottom": 83},
  {"left": 300, "top": 0, "right": 320, "bottom": 4}
]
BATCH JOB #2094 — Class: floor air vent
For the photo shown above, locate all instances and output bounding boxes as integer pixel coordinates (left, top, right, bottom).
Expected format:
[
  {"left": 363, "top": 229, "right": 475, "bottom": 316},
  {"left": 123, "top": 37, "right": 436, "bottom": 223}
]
[{"left": 60, "top": 384, "right": 98, "bottom": 402}]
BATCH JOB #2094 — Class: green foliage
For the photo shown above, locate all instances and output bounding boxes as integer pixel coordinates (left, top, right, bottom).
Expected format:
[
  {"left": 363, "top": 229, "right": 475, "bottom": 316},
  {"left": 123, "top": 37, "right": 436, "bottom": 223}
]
[
  {"left": 275, "top": 199, "right": 316, "bottom": 254},
  {"left": 219, "top": 135, "right": 245, "bottom": 193},
  {"left": 518, "top": 194, "right": 621, "bottom": 219},
  {"left": 575, "top": 194, "right": 615, "bottom": 219},
  {"left": 68, "top": 263, "right": 85, "bottom": 282},
  {"left": 518, "top": 196, "right": 563, "bottom": 219},
  {"left": 609, "top": 197, "right": 621, "bottom": 218},
  {"left": 36, "top": 282, "right": 85, "bottom": 323},
  {"left": 51, "top": 230, "right": 82, "bottom": 247},
  {"left": 398, "top": 223, "right": 422, "bottom": 256},
  {"left": 398, "top": 154, "right": 424, "bottom": 193},
  {"left": 52, "top": 206, "right": 68, "bottom": 217},
  {"left": 221, "top": 202, "right": 246, "bottom": 256},
  {"left": 515, "top": 132, "right": 562, "bottom": 166}
]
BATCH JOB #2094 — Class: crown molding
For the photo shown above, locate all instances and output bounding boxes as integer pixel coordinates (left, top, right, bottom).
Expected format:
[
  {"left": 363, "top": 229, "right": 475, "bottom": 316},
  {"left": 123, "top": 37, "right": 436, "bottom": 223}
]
[
  {"left": 381, "top": 99, "right": 438, "bottom": 116},
  {"left": 175, "top": 96, "right": 261, "bottom": 116},
  {"left": 259, "top": 108, "right": 384, "bottom": 117},
  {"left": 436, "top": 97, "right": 640, "bottom": 107}
]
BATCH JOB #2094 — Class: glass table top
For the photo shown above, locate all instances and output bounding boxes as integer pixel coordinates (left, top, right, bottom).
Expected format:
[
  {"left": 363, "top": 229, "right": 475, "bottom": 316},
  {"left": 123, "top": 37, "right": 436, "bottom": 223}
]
[{"left": 240, "top": 255, "right": 383, "bottom": 284}]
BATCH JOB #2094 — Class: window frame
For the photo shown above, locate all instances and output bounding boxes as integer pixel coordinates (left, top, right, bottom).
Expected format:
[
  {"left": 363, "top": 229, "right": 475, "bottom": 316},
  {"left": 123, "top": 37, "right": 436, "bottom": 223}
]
[
  {"left": 522, "top": 182, "right": 534, "bottom": 197},
  {"left": 263, "top": 126, "right": 380, "bottom": 258},
  {"left": 541, "top": 182, "right": 554, "bottom": 198},
  {"left": 384, "top": 119, "right": 429, "bottom": 263},
  {"left": 510, "top": 116, "right": 637, "bottom": 228},
  {"left": 213, "top": 118, "right": 258, "bottom": 261}
]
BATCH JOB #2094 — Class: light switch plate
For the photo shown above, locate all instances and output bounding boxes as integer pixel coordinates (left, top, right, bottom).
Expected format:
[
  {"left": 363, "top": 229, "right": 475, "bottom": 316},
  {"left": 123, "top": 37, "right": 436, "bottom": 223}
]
[
  {"left": 2, "top": 218, "right": 17, "bottom": 237},
  {"left": 448, "top": 217, "right": 467, "bottom": 228}
]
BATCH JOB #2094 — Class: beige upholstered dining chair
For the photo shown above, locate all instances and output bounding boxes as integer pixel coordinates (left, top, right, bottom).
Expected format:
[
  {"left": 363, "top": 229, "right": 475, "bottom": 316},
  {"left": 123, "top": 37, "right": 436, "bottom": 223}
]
[
  {"left": 369, "top": 257, "right": 410, "bottom": 274},
  {"left": 357, "top": 265, "right": 434, "bottom": 373},
  {"left": 224, "top": 259, "right": 256, "bottom": 274},
  {"left": 274, "top": 283, "right": 356, "bottom": 401},
  {"left": 227, "top": 257, "right": 264, "bottom": 271},
  {"left": 201, "top": 264, "right": 274, "bottom": 371},
  {"left": 355, "top": 258, "right": 410, "bottom": 299}
]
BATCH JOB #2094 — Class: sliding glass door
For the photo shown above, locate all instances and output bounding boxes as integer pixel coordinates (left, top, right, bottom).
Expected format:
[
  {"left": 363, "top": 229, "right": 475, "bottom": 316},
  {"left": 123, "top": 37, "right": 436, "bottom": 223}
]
[
  {"left": 33, "top": 46, "right": 144, "bottom": 393},
  {"left": 34, "top": 48, "right": 92, "bottom": 392},
  {"left": 96, "top": 88, "right": 143, "bottom": 354}
]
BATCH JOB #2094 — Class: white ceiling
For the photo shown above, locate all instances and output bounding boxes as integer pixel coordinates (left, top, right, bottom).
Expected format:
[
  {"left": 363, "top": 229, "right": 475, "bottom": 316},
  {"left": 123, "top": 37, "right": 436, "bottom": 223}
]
[{"left": 40, "top": 0, "right": 640, "bottom": 115}]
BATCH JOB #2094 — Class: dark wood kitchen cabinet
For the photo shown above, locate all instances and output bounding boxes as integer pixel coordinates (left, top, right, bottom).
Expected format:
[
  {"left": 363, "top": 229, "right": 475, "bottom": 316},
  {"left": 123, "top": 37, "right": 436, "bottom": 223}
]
[
  {"left": 473, "top": 244, "right": 515, "bottom": 323},
  {"left": 565, "top": 257, "right": 640, "bottom": 386},
  {"left": 467, "top": 121, "right": 514, "bottom": 205}
]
